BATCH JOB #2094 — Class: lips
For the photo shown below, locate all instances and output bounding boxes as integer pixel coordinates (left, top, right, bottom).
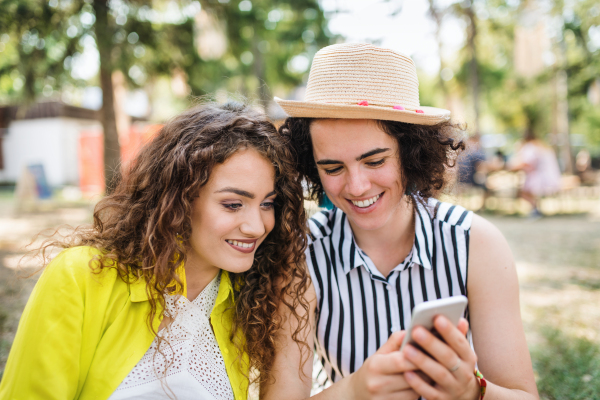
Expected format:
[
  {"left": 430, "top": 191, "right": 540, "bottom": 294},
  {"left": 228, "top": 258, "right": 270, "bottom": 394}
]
[
  {"left": 225, "top": 239, "right": 257, "bottom": 254},
  {"left": 350, "top": 193, "right": 381, "bottom": 208},
  {"left": 346, "top": 192, "right": 384, "bottom": 213}
]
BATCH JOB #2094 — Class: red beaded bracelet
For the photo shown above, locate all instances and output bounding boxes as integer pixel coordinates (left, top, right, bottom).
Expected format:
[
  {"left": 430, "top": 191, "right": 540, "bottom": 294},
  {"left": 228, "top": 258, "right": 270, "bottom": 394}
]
[{"left": 474, "top": 369, "right": 487, "bottom": 399}]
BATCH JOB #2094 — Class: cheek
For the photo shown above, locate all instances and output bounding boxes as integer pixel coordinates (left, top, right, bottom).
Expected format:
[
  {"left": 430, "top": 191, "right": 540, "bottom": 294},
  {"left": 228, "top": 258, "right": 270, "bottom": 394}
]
[
  {"left": 318, "top": 171, "right": 343, "bottom": 194},
  {"left": 264, "top": 211, "right": 276, "bottom": 235}
]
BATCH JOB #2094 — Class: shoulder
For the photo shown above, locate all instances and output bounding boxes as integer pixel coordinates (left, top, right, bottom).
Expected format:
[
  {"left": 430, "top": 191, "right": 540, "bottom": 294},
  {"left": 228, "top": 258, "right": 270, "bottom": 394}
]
[
  {"left": 467, "top": 214, "right": 515, "bottom": 287},
  {"left": 469, "top": 214, "right": 510, "bottom": 253},
  {"left": 307, "top": 207, "right": 340, "bottom": 241},
  {"left": 42, "top": 246, "right": 117, "bottom": 287},
  {"left": 424, "top": 198, "right": 473, "bottom": 230}
]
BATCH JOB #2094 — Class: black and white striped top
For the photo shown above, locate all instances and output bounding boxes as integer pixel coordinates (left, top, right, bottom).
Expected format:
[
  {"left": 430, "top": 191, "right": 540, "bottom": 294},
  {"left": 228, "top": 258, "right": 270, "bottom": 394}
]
[{"left": 306, "top": 198, "right": 473, "bottom": 386}]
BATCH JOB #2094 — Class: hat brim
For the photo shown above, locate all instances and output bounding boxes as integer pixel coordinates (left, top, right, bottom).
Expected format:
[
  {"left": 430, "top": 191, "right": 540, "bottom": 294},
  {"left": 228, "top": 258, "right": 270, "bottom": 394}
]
[{"left": 274, "top": 98, "right": 451, "bottom": 126}]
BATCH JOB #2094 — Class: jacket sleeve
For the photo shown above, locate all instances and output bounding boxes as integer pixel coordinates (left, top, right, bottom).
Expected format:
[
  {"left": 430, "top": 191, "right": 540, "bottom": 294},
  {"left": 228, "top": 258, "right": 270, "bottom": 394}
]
[{"left": 0, "top": 249, "right": 89, "bottom": 400}]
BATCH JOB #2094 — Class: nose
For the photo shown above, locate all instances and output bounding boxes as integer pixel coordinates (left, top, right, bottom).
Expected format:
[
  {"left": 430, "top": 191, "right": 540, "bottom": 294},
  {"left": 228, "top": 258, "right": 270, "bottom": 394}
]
[
  {"left": 239, "top": 208, "right": 267, "bottom": 238},
  {"left": 345, "top": 167, "right": 371, "bottom": 197}
]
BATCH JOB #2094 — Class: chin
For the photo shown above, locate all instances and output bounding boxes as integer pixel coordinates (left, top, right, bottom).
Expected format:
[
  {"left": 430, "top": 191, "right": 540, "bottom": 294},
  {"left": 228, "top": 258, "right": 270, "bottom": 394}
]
[{"left": 218, "top": 260, "right": 255, "bottom": 275}]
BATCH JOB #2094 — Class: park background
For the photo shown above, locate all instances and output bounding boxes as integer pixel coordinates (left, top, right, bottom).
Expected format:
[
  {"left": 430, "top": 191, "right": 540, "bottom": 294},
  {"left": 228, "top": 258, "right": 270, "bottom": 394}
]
[{"left": 0, "top": 0, "right": 599, "bottom": 398}]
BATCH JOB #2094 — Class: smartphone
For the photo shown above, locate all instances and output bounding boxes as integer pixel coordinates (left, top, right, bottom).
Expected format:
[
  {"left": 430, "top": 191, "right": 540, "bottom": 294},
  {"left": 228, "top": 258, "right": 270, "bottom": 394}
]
[{"left": 400, "top": 295, "right": 468, "bottom": 351}]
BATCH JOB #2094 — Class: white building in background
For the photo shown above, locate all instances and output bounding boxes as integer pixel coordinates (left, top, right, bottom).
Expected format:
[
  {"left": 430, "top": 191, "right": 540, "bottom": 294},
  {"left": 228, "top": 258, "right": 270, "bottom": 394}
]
[{"left": 0, "top": 102, "right": 102, "bottom": 186}]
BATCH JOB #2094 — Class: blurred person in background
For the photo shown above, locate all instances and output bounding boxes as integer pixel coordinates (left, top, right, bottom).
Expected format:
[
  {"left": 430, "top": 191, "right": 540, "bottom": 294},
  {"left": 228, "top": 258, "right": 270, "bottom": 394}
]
[
  {"left": 263, "top": 44, "right": 538, "bottom": 400},
  {"left": 0, "top": 103, "right": 309, "bottom": 400},
  {"left": 509, "top": 127, "right": 561, "bottom": 218},
  {"left": 457, "top": 134, "right": 491, "bottom": 209}
]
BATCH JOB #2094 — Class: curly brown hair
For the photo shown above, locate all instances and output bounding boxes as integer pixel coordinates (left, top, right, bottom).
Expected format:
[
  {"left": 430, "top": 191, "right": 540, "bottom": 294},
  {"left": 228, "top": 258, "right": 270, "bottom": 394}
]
[
  {"left": 278, "top": 117, "right": 465, "bottom": 205},
  {"left": 37, "top": 102, "right": 310, "bottom": 386}
]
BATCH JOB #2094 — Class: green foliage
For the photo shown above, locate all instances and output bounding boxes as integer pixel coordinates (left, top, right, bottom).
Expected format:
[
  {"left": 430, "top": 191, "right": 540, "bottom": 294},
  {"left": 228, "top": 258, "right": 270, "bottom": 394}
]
[
  {"left": 186, "top": 0, "right": 332, "bottom": 106},
  {"left": 0, "top": 0, "right": 87, "bottom": 102},
  {"left": 533, "top": 327, "right": 600, "bottom": 400}
]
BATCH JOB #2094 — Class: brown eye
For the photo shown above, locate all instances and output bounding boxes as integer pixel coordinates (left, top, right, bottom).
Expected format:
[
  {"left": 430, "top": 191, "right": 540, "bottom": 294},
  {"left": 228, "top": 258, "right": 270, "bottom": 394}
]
[
  {"left": 324, "top": 167, "right": 343, "bottom": 175},
  {"left": 366, "top": 159, "right": 385, "bottom": 167}
]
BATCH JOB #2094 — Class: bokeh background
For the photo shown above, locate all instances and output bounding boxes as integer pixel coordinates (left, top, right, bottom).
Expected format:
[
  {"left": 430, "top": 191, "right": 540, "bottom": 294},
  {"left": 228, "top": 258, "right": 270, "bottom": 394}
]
[{"left": 0, "top": 0, "right": 599, "bottom": 397}]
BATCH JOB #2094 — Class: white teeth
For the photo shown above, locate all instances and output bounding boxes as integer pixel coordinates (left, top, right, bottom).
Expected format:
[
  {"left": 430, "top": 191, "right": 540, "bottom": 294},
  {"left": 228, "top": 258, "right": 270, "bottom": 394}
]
[
  {"left": 227, "top": 240, "right": 254, "bottom": 249},
  {"left": 351, "top": 194, "right": 380, "bottom": 208}
]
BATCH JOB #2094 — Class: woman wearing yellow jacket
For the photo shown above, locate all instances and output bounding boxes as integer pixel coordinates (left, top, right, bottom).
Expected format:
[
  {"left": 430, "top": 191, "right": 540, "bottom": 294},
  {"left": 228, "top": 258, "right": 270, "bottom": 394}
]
[{"left": 0, "top": 102, "right": 310, "bottom": 400}]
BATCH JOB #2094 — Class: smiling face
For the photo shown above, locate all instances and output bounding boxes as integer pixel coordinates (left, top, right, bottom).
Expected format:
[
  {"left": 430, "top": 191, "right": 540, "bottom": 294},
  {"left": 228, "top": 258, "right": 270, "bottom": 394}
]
[
  {"left": 310, "top": 119, "right": 406, "bottom": 232},
  {"left": 186, "top": 147, "right": 276, "bottom": 275}
]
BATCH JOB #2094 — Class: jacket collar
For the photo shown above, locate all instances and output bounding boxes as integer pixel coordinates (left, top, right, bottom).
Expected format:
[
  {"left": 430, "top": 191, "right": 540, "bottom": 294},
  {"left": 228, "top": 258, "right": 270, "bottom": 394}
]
[
  {"left": 339, "top": 200, "right": 435, "bottom": 276},
  {"left": 129, "top": 263, "right": 234, "bottom": 304}
]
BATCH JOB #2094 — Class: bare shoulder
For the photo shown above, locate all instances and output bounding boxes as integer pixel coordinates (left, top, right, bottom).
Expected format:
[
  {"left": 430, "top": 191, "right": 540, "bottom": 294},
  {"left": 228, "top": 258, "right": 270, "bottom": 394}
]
[
  {"left": 468, "top": 214, "right": 518, "bottom": 297},
  {"left": 469, "top": 214, "right": 510, "bottom": 252}
]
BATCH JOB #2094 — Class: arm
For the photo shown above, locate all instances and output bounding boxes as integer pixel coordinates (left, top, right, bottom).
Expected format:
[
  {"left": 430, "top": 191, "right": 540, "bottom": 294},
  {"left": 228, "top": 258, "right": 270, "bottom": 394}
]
[
  {"left": 261, "top": 274, "right": 420, "bottom": 400},
  {"left": 401, "top": 214, "right": 539, "bottom": 400},
  {"left": 0, "top": 250, "right": 85, "bottom": 400},
  {"left": 466, "top": 215, "right": 538, "bottom": 399}
]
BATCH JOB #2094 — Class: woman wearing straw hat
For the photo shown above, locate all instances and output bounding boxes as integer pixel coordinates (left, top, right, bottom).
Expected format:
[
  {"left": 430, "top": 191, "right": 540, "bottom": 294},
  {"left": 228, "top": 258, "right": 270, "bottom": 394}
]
[{"left": 262, "top": 44, "right": 538, "bottom": 400}]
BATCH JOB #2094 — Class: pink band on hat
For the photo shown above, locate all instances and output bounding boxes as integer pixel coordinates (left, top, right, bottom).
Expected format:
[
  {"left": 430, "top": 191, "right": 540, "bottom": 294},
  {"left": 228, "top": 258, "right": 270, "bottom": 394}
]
[
  {"left": 416, "top": 109, "right": 424, "bottom": 113},
  {"left": 393, "top": 105, "right": 405, "bottom": 110},
  {"left": 358, "top": 101, "right": 369, "bottom": 106}
]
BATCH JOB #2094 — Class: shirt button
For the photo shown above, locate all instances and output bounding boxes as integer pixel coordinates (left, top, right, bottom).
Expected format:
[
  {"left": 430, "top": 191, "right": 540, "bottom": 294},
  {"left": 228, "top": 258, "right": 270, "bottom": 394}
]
[
  {"left": 387, "top": 285, "right": 393, "bottom": 291},
  {"left": 391, "top": 325, "right": 399, "bottom": 332},
  {"left": 223, "top": 348, "right": 229, "bottom": 355}
]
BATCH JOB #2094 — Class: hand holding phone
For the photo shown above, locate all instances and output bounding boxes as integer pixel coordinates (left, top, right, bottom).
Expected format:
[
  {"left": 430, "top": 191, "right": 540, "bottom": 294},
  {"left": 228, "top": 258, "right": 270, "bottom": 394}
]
[{"left": 400, "top": 295, "right": 468, "bottom": 351}]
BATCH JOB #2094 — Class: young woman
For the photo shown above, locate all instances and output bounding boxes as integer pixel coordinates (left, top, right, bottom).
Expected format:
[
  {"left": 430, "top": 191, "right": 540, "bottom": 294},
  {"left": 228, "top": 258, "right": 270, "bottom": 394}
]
[
  {"left": 0, "top": 102, "right": 310, "bottom": 400},
  {"left": 509, "top": 127, "right": 561, "bottom": 218},
  {"left": 263, "top": 44, "right": 539, "bottom": 400}
]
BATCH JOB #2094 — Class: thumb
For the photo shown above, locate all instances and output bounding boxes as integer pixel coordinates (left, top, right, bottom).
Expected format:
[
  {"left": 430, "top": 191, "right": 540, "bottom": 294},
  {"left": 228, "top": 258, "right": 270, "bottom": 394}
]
[{"left": 375, "top": 330, "right": 406, "bottom": 355}]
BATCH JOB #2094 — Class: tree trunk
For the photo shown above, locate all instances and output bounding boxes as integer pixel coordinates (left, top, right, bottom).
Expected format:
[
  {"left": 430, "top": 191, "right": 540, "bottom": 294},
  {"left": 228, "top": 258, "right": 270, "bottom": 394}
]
[
  {"left": 428, "top": 0, "right": 450, "bottom": 108},
  {"left": 93, "top": 0, "right": 120, "bottom": 193},
  {"left": 465, "top": 3, "right": 480, "bottom": 134},
  {"left": 252, "top": 39, "right": 270, "bottom": 113}
]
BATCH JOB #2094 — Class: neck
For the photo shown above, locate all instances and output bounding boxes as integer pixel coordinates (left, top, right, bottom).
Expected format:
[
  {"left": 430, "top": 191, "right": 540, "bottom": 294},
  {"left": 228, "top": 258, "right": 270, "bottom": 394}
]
[
  {"left": 183, "top": 252, "right": 220, "bottom": 301},
  {"left": 349, "top": 196, "right": 415, "bottom": 277}
]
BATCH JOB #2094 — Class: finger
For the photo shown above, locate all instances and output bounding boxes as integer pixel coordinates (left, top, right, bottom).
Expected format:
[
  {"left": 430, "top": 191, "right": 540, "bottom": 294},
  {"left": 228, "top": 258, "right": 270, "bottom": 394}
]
[
  {"left": 383, "top": 389, "right": 420, "bottom": 400},
  {"left": 371, "top": 350, "right": 418, "bottom": 375},
  {"left": 410, "top": 325, "right": 459, "bottom": 371},
  {"left": 457, "top": 317, "right": 469, "bottom": 336},
  {"left": 375, "top": 330, "right": 406, "bottom": 355},
  {"left": 404, "top": 370, "right": 442, "bottom": 400},
  {"left": 403, "top": 344, "right": 455, "bottom": 388},
  {"left": 366, "top": 373, "right": 414, "bottom": 393},
  {"left": 434, "top": 316, "right": 475, "bottom": 363}
]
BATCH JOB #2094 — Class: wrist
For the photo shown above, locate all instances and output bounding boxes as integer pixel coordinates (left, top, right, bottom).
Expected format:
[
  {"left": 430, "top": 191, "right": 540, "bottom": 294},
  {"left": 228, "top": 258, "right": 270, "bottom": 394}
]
[
  {"left": 345, "top": 372, "right": 360, "bottom": 400},
  {"left": 473, "top": 369, "right": 487, "bottom": 400}
]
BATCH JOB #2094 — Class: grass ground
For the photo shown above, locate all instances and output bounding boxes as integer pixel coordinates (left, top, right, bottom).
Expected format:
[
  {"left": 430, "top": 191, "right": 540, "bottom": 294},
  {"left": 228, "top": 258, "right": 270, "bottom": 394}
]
[{"left": 0, "top": 193, "right": 599, "bottom": 397}]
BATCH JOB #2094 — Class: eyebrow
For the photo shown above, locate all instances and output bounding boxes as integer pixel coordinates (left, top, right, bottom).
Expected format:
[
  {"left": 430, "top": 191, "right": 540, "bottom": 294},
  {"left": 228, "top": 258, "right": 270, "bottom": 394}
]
[
  {"left": 215, "top": 187, "right": 277, "bottom": 199},
  {"left": 315, "top": 147, "right": 391, "bottom": 165}
]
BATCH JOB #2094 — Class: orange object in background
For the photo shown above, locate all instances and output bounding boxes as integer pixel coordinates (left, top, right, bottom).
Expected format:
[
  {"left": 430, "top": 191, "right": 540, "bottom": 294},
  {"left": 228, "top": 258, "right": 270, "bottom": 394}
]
[
  {"left": 120, "top": 124, "right": 163, "bottom": 167},
  {"left": 78, "top": 124, "right": 162, "bottom": 198},
  {"left": 79, "top": 130, "right": 105, "bottom": 198}
]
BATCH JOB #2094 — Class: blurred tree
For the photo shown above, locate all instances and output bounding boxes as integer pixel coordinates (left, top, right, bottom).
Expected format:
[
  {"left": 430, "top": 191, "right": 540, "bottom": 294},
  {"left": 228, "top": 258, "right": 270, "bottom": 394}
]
[
  {"left": 0, "top": 0, "right": 202, "bottom": 192},
  {"left": 187, "top": 0, "right": 332, "bottom": 111},
  {"left": 0, "top": 0, "right": 85, "bottom": 104}
]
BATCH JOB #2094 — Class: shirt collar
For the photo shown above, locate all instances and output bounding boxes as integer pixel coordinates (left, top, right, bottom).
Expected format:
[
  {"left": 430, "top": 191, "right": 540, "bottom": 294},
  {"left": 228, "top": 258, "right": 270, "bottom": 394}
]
[{"left": 340, "top": 199, "right": 436, "bottom": 276}]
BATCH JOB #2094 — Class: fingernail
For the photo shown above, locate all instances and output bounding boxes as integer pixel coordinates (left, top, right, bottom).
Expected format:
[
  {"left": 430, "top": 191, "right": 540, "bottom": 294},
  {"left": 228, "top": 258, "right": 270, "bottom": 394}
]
[
  {"left": 414, "top": 328, "right": 426, "bottom": 341},
  {"left": 437, "top": 317, "right": 448, "bottom": 328},
  {"left": 405, "top": 371, "right": 415, "bottom": 379},
  {"left": 405, "top": 346, "right": 417, "bottom": 357}
]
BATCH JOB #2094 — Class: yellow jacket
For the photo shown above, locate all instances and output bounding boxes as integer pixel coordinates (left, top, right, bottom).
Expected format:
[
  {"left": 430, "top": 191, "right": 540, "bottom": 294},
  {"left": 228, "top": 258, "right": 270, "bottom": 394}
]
[{"left": 0, "top": 246, "right": 249, "bottom": 400}]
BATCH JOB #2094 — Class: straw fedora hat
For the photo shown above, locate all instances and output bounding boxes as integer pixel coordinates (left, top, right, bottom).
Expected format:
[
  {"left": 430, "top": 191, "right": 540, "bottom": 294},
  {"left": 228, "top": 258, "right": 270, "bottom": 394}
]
[{"left": 274, "top": 43, "right": 450, "bottom": 125}]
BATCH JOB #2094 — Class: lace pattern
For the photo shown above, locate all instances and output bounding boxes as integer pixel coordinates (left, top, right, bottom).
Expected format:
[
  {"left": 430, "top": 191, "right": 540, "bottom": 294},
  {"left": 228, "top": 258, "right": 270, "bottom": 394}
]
[{"left": 112, "top": 273, "right": 234, "bottom": 400}]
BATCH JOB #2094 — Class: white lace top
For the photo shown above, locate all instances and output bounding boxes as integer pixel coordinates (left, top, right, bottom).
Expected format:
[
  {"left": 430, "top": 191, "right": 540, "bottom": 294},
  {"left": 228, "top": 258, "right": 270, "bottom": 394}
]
[{"left": 108, "top": 273, "right": 234, "bottom": 400}]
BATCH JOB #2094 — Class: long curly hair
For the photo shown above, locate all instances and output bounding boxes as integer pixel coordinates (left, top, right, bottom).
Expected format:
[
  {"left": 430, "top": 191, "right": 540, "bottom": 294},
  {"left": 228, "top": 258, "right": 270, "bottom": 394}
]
[
  {"left": 278, "top": 117, "right": 465, "bottom": 206},
  {"left": 36, "top": 102, "right": 310, "bottom": 385}
]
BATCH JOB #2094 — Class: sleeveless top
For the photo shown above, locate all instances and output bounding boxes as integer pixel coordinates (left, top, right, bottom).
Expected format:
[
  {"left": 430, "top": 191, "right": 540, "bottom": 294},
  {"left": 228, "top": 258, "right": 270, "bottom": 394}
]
[
  {"left": 108, "top": 273, "right": 234, "bottom": 400},
  {"left": 306, "top": 199, "right": 473, "bottom": 389}
]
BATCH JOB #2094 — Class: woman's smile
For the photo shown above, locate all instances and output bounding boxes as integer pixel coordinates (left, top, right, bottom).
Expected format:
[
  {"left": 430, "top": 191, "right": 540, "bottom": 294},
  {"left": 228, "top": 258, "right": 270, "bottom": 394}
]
[
  {"left": 347, "top": 192, "right": 384, "bottom": 213},
  {"left": 225, "top": 238, "right": 257, "bottom": 253}
]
